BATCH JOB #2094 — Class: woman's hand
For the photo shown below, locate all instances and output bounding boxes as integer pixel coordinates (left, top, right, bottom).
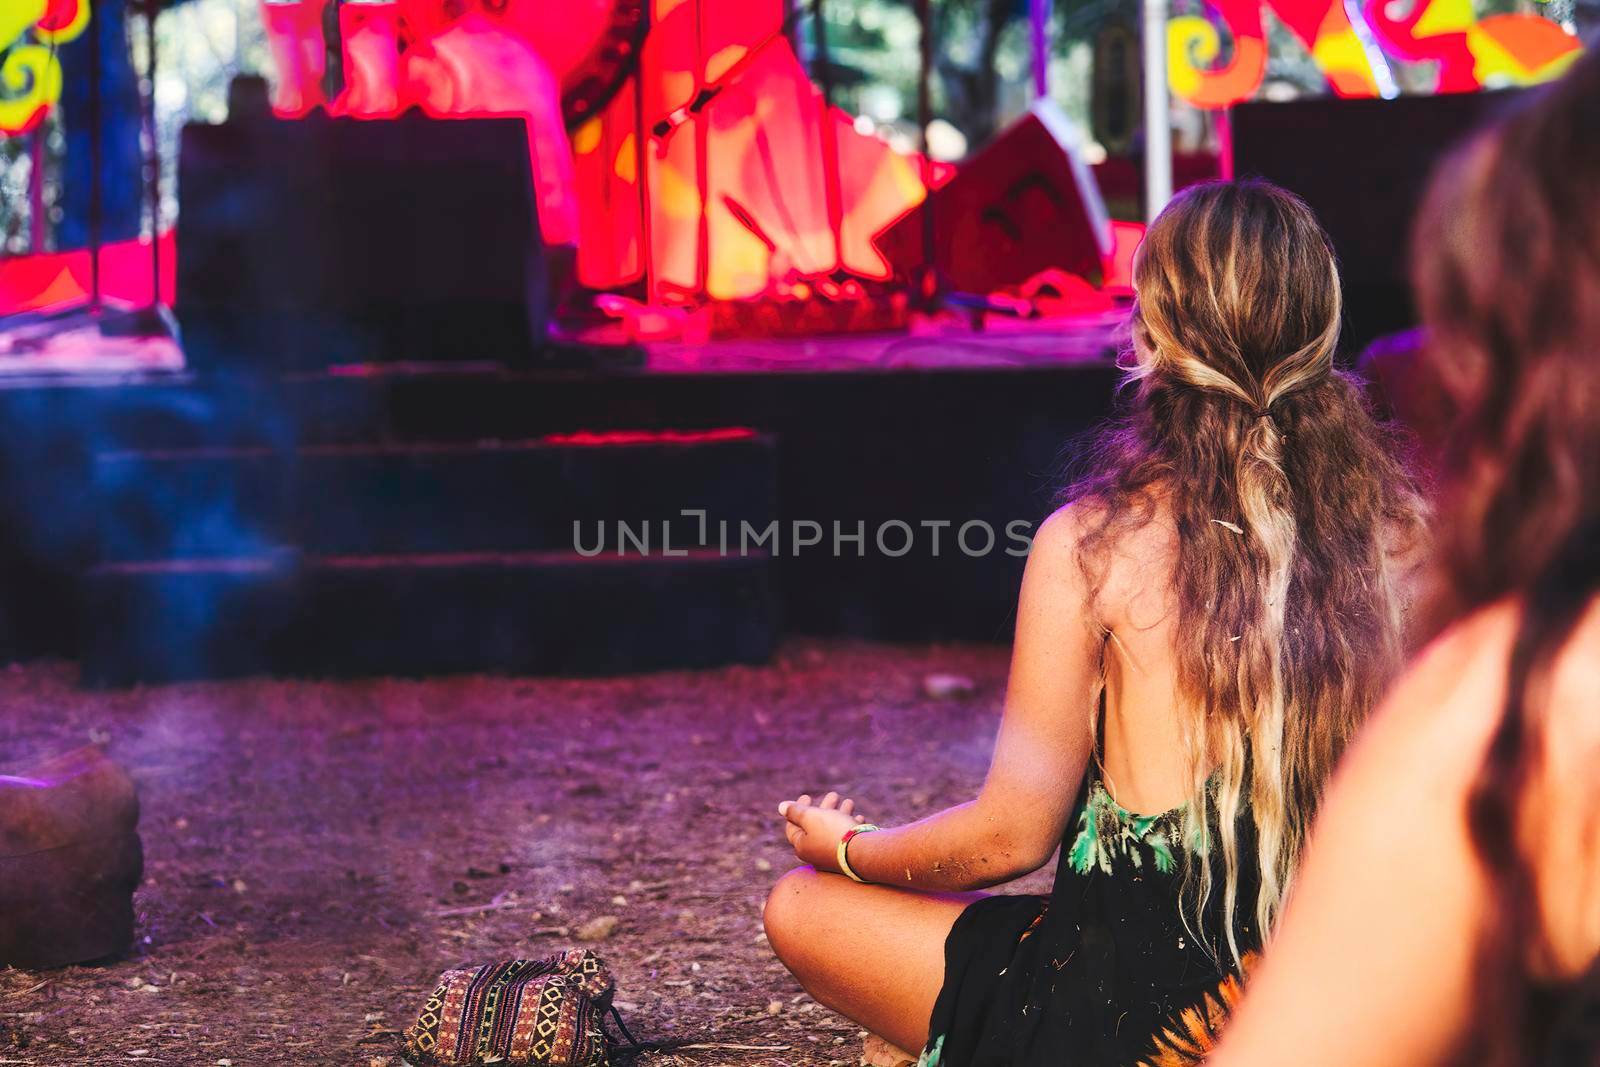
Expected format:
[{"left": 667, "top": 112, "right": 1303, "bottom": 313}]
[{"left": 777, "top": 791, "right": 867, "bottom": 873}]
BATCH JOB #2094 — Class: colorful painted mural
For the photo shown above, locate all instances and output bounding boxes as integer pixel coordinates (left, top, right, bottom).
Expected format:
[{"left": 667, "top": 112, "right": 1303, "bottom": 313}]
[
  {"left": 0, "top": 0, "right": 90, "bottom": 134},
  {"left": 1169, "top": 0, "right": 1582, "bottom": 109}
]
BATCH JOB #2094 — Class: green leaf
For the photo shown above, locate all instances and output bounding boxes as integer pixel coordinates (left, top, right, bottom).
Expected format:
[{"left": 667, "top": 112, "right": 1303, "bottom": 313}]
[{"left": 1148, "top": 833, "right": 1176, "bottom": 874}]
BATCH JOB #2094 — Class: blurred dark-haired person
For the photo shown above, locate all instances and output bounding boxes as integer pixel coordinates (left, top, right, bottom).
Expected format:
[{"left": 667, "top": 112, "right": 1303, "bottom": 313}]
[
  {"left": 762, "top": 180, "right": 1426, "bottom": 1067},
  {"left": 1212, "top": 50, "right": 1600, "bottom": 1067}
]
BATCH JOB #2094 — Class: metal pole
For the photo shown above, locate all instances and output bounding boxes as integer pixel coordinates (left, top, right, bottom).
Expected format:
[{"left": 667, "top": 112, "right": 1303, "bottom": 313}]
[
  {"left": 810, "top": 0, "right": 834, "bottom": 107},
  {"left": 88, "top": 5, "right": 103, "bottom": 309},
  {"left": 914, "top": 0, "right": 936, "bottom": 304},
  {"left": 810, "top": 0, "right": 845, "bottom": 272},
  {"left": 1030, "top": 0, "right": 1050, "bottom": 100},
  {"left": 28, "top": 122, "right": 46, "bottom": 252},
  {"left": 1141, "top": 0, "right": 1171, "bottom": 220},
  {"left": 145, "top": 0, "right": 162, "bottom": 307}
]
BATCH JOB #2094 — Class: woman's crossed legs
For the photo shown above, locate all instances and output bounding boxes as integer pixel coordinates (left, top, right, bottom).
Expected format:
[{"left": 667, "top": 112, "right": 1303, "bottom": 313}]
[{"left": 762, "top": 867, "right": 983, "bottom": 1055}]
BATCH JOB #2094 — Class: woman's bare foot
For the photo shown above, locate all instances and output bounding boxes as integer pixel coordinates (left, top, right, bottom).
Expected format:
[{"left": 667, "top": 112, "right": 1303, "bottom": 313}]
[{"left": 862, "top": 1032, "right": 919, "bottom": 1066}]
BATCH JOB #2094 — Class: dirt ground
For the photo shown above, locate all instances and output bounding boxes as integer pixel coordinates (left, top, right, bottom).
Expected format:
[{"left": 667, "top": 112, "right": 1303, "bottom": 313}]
[{"left": 0, "top": 640, "right": 1055, "bottom": 1067}]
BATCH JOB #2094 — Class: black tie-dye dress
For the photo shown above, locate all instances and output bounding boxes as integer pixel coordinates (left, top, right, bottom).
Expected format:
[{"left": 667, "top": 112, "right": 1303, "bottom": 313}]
[{"left": 918, "top": 770, "right": 1261, "bottom": 1067}]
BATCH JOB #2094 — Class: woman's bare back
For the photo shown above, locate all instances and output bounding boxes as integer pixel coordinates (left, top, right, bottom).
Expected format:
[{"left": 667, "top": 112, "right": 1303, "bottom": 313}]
[{"left": 1092, "top": 509, "right": 1194, "bottom": 815}]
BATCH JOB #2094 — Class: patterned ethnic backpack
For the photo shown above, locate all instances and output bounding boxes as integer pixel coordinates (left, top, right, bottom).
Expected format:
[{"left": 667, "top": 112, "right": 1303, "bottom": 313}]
[{"left": 404, "top": 951, "right": 640, "bottom": 1066}]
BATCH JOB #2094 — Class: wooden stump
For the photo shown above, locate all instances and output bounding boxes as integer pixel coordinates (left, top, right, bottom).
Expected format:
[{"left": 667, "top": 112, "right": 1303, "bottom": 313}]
[{"left": 0, "top": 747, "right": 143, "bottom": 969}]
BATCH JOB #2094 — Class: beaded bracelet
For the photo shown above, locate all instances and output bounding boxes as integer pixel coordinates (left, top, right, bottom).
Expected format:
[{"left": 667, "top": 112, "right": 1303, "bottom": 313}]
[{"left": 837, "top": 823, "right": 881, "bottom": 883}]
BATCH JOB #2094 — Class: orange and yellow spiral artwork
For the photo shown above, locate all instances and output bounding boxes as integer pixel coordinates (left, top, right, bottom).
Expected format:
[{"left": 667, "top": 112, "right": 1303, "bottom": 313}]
[{"left": 0, "top": 0, "right": 89, "bottom": 135}]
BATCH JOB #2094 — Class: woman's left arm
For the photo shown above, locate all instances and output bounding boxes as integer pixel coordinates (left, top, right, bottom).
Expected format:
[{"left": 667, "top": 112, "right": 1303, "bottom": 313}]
[{"left": 779, "top": 506, "right": 1104, "bottom": 892}]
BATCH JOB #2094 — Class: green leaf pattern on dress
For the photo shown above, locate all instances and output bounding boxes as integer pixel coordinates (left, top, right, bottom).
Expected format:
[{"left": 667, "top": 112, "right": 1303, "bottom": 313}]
[
  {"left": 920, "top": 780, "right": 1199, "bottom": 1066},
  {"left": 1068, "top": 780, "right": 1182, "bottom": 876}
]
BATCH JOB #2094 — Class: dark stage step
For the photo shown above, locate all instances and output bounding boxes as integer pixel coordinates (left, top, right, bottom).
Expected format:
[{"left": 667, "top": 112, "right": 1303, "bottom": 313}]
[
  {"left": 80, "top": 429, "right": 778, "bottom": 682},
  {"left": 81, "top": 549, "right": 773, "bottom": 686},
  {"left": 92, "top": 430, "right": 775, "bottom": 560}
]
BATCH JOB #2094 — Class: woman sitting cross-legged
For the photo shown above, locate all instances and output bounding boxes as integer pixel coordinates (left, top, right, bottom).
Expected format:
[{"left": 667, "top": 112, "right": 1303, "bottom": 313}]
[{"left": 763, "top": 180, "right": 1427, "bottom": 1067}]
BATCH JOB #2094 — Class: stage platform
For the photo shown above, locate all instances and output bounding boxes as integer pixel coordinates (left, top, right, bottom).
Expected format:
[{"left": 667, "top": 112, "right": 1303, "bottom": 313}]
[
  {"left": 0, "top": 313, "right": 1125, "bottom": 681},
  {"left": 642, "top": 313, "right": 1125, "bottom": 373},
  {"left": 0, "top": 308, "right": 1123, "bottom": 378}
]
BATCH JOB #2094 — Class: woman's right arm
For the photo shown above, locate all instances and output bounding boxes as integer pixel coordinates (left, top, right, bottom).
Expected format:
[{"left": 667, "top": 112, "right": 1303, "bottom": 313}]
[{"left": 815, "top": 505, "right": 1105, "bottom": 892}]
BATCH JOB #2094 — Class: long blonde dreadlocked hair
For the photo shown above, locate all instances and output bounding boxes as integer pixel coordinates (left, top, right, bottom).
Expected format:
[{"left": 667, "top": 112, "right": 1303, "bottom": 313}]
[{"left": 1068, "top": 180, "right": 1427, "bottom": 963}]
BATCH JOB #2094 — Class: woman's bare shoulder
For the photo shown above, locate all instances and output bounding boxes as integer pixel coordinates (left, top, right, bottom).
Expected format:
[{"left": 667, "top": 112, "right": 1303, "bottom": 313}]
[
  {"left": 1331, "top": 602, "right": 1517, "bottom": 817},
  {"left": 1375, "top": 597, "right": 1600, "bottom": 761},
  {"left": 1035, "top": 496, "right": 1175, "bottom": 615},
  {"left": 1346, "top": 597, "right": 1600, "bottom": 856},
  {"left": 1545, "top": 599, "right": 1600, "bottom": 759},
  {"left": 1404, "top": 602, "right": 1516, "bottom": 699}
]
